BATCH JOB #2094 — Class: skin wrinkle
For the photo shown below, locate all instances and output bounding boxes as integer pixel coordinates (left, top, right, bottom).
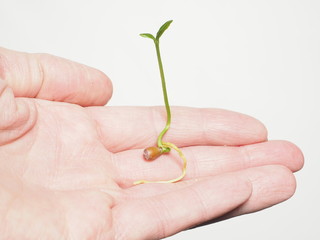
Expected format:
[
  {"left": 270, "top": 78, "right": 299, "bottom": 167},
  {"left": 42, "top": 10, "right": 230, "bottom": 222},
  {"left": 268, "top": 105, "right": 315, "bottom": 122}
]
[
  {"left": 27, "top": 53, "right": 40, "bottom": 98},
  {"left": 90, "top": 112, "right": 105, "bottom": 152},
  {"left": 246, "top": 171, "right": 269, "bottom": 206},
  {"left": 20, "top": 53, "right": 32, "bottom": 97},
  {"left": 40, "top": 53, "right": 67, "bottom": 101},
  {"left": 0, "top": 84, "right": 17, "bottom": 126},
  {"left": 187, "top": 147, "right": 200, "bottom": 179},
  {"left": 260, "top": 167, "right": 293, "bottom": 202},
  {"left": 109, "top": 154, "right": 123, "bottom": 186},
  {"left": 191, "top": 176, "right": 254, "bottom": 229},
  {"left": 188, "top": 185, "right": 210, "bottom": 224},
  {"left": 0, "top": 80, "right": 7, "bottom": 97},
  {"left": 200, "top": 108, "right": 210, "bottom": 146},
  {"left": 21, "top": 100, "right": 39, "bottom": 149},
  {"left": 49, "top": 108, "right": 62, "bottom": 190},
  {"left": 34, "top": 54, "right": 46, "bottom": 99},
  {"left": 113, "top": 202, "right": 136, "bottom": 240},
  {"left": 250, "top": 166, "right": 295, "bottom": 211},
  {"left": 0, "top": 50, "right": 8, "bottom": 80},
  {"left": 95, "top": 192, "right": 116, "bottom": 240},
  {"left": 0, "top": 94, "right": 37, "bottom": 147},
  {"left": 9, "top": 98, "right": 22, "bottom": 128},
  {"left": 240, "top": 145, "right": 252, "bottom": 170},
  {"left": 202, "top": 109, "right": 229, "bottom": 145},
  {"left": 0, "top": 49, "right": 41, "bottom": 98},
  {"left": 150, "top": 197, "right": 171, "bottom": 239},
  {"left": 50, "top": 129, "right": 63, "bottom": 191},
  {"left": 166, "top": 183, "right": 204, "bottom": 237},
  {"left": 83, "top": 66, "right": 94, "bottom": 104},
  {"left": 5, "top": 101, "right": 35, "bottom": 146},
  {"left": 22, "top": 101, "right": 58, "bottom": 189},
  {"left": 75, "top": 63, "right": 90, "bottom": 102},
  {"left": 110, "top": 153, "right": 127, "bottom": 189}
]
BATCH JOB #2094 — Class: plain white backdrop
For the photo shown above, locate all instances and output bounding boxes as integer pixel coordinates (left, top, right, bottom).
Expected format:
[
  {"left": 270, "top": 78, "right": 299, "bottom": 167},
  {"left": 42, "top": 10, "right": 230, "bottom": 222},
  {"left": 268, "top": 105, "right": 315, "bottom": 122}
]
[{"left": 1, "top": 0, "right": 319, "bottom": 239}]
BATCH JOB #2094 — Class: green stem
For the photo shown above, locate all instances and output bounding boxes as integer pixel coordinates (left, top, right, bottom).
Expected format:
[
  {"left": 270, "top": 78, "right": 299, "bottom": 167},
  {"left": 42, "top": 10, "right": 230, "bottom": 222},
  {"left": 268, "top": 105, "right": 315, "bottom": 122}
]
[{"left": 154, "top": 40, "right": 171, "bottom": 153}]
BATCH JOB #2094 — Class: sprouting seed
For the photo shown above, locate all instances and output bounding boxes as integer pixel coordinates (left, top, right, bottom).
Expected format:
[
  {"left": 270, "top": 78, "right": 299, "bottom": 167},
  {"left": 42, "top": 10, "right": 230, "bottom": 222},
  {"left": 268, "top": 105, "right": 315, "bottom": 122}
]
[{"left": 134, "top": 20, "right": 187, "bottom": 185}]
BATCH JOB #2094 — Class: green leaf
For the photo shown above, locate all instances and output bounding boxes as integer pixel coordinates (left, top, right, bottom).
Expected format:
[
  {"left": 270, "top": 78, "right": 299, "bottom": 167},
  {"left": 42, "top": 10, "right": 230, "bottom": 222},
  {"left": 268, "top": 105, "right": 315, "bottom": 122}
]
[
  {"left": 156, "top": 20, "right": 173, "bottom": 40},
  {"left": 140, "top": 33, "right": 155, "bottom": 40}
]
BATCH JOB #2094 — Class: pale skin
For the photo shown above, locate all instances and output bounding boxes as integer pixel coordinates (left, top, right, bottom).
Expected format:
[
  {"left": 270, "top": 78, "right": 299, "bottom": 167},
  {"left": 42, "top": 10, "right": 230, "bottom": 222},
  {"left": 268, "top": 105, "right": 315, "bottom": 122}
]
[{"left": 0, "top": 47, "right": 304, "bottom": 240}]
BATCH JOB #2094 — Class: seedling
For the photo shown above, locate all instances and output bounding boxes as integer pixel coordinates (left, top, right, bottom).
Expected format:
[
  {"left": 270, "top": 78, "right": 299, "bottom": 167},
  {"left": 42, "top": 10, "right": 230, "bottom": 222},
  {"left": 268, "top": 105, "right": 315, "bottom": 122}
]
[{"left": 134, "top": 20, "right": 187, "bottom": 185}]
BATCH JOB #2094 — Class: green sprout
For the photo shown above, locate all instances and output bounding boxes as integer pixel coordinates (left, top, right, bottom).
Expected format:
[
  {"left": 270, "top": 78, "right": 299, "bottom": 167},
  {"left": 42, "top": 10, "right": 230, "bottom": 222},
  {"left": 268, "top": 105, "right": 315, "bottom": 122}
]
[{"left": 134, "top": 20, "right": 187, "bottom": 185}]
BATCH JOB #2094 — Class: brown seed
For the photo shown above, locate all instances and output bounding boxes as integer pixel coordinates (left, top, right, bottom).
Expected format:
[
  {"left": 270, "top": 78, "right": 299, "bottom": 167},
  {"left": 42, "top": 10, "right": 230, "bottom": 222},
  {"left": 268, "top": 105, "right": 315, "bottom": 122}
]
[{"left": 143, "top": 146, "right": 163, "bottom": 161}]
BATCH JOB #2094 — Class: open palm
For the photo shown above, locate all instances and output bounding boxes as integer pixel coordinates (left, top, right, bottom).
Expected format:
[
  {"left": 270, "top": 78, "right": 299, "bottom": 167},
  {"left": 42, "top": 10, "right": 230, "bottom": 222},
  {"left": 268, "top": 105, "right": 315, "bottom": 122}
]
[{"left": 0, "top": 48, "right": 303, "bottom": 240}]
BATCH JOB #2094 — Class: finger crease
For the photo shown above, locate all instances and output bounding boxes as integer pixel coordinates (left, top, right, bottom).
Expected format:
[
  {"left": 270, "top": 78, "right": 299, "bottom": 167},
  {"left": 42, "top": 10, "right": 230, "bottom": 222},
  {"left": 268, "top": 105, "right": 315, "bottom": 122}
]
[
  {"left": 34, "top": 54, "right": 45, "bottom": 98},
  {"left": 240, "top": 145, "right": 252, "bottom": 169},
  {"left": 189, "top": 186, "right": 210, "bottom": 222},
  {"left": 200, "top": 108, "right": 210, "bottom": 145},
  {"left": 188, "top": 147, "right": 200, "bottom": 179}
]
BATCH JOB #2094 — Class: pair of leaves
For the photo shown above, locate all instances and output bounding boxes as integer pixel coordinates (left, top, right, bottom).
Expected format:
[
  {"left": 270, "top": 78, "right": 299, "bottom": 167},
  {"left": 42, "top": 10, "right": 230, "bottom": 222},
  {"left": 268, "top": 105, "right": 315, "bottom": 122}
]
[{"left": 140, "top": 20, "right": 173, "bottom": 42}]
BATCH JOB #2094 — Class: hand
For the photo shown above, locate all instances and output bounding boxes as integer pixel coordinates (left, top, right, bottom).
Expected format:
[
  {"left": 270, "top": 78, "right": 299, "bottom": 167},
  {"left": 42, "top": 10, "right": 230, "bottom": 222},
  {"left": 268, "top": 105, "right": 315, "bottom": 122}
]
[{"left": 0, "top": 47, "right": 303, "bottom": 240}]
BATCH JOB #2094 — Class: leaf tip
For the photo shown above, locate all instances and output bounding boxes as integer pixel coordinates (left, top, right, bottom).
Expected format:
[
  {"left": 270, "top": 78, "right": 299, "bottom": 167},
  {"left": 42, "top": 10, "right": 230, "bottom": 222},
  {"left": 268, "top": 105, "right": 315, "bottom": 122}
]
[
  {"left": 140, "top": 33, "right": 155, "bottom": 40},
  {"left": 156, "top": 20, "right": 174, "bottom": 40}
]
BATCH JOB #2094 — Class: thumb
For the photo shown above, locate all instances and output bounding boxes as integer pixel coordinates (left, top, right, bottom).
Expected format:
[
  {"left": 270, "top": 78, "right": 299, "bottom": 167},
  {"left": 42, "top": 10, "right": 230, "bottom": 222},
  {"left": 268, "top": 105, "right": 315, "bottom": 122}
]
[{"left": 0, "top": 47, "right": 112, "bottom": 106}]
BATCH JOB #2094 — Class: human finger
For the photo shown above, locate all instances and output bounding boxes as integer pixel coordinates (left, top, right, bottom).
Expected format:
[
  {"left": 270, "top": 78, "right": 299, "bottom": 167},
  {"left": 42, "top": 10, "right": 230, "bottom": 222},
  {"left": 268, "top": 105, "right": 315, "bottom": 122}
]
[
  {"left": 112, "top": 140, "right": 303, "bottom": 188},
  {"left": 0, "top": 47, "right": 112, "bottom": 106},
  {"left": 112, "top": 170, "right": 252, "bottom": 239},
  {"left": 113, "top": 165, "right": 296, "bottom": 239},
  {"left": 87, "top": 106, "right": 268, "bottom": 152},
  {"left": 195, "top": 165, "right": 297, "bottom": 227}
]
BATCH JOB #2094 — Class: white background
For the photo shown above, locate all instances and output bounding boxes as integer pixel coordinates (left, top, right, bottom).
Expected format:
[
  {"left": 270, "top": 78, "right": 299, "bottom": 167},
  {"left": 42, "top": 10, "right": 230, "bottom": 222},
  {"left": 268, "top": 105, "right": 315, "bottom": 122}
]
[{"left": 1, "top": 0, "right": 319, "bottom": 239}]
